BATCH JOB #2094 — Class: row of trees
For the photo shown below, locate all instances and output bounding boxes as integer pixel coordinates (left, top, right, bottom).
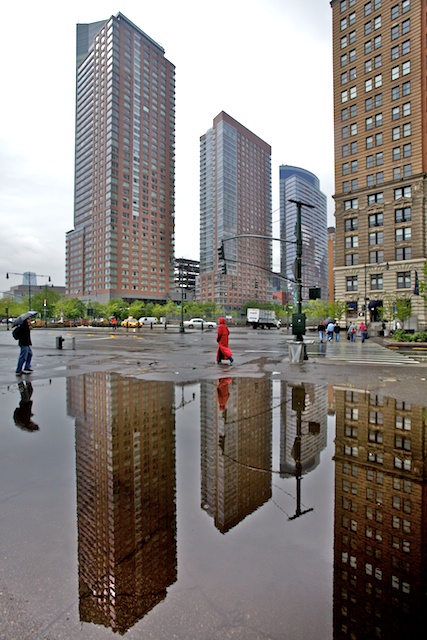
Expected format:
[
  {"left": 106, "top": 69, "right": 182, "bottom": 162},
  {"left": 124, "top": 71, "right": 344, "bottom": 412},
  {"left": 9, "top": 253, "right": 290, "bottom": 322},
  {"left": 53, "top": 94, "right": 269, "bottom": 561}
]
[{"left": 1, "top": 262, "right": 426, "bottom": 325}]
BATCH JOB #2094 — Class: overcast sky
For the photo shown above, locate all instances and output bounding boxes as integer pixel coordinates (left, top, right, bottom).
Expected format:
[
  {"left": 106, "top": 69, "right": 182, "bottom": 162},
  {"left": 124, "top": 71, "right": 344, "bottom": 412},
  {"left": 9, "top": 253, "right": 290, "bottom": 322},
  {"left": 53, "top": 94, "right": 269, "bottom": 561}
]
[{"left": 0, "top": 0, "right": 334, "bottom": 297}]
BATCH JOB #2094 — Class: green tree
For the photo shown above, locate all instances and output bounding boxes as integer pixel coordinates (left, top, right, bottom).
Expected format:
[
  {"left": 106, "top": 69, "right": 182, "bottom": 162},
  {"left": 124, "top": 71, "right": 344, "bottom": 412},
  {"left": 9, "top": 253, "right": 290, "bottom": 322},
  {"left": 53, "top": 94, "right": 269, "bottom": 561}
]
[
  {"left": 302, "top": 300, "right": 329, "bottom": 323},
  {"left": 380, "top": 294, "right": 411, "bottom": 327},
  {"left": 395, "top": 296, "right": 412, "bottom": 325},
  {"left": 419, "top": 261, "right": 427, "bottom": 309},
  {"left": 86, "top": 300, "right": 106, "bottom": 319},
  {"left": 31, "top": 290, "right": 61, "bottom": 320},
  {"left": 54, "top": 297, "right": 86, "bottom": 320},
  {"left": 328, "top": 300, "right": 348, "bottom": 323},
  {"left": 105, "top": 298, "right": 130, "bottom": 320},
  {"left": 0, "top": 296, "right": 26, "bottom": 319},
  {"left": 128, "top": 300, "right": 145, "bottom": 319}
]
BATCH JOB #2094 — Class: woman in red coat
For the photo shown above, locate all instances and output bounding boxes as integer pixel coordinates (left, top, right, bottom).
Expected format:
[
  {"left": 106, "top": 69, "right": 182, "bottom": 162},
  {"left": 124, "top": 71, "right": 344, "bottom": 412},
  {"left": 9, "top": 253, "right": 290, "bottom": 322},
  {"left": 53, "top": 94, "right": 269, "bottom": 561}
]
[{"left": 216, "top": 317, "right": 233, "bottom": 364}]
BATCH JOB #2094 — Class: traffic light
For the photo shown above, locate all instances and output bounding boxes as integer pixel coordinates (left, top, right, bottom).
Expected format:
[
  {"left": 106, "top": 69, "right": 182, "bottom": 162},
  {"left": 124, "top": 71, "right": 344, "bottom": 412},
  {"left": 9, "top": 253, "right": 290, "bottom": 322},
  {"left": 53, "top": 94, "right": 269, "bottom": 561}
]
[
  {"left": 309, "top": 287, "right": 321, "bottom": 300},
  {"left": 222, "top": 263, "right": 227, "bottom": 274},
  {"left": 217, "top": 241, "right": 225, "bottom": 261}
]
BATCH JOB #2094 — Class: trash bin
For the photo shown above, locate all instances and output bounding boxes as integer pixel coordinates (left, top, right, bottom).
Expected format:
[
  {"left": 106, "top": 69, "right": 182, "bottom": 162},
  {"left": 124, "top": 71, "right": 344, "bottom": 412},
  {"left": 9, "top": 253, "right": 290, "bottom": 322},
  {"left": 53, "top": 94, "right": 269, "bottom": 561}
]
[
  {"left": 289, "top": 342, "right": 304, "bottom": 363},
  {"left": 56, "top": 336, "right": 65, "bottom": 350}
]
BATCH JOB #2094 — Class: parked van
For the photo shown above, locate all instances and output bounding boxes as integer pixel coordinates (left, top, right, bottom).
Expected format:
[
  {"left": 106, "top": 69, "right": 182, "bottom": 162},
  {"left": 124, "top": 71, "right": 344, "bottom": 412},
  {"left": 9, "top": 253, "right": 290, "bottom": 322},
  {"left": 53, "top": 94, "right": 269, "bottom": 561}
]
[{"left": 139, "top": 316, "right": 158, "bottom": 325}]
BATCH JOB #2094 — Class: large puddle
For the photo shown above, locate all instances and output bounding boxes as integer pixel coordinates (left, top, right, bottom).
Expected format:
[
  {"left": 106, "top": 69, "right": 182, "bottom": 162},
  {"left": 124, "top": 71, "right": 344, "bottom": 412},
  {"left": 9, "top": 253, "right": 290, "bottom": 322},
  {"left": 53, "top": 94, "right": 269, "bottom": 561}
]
[{"left": 0, "top": 374, "right": 425, "bottom": 639}]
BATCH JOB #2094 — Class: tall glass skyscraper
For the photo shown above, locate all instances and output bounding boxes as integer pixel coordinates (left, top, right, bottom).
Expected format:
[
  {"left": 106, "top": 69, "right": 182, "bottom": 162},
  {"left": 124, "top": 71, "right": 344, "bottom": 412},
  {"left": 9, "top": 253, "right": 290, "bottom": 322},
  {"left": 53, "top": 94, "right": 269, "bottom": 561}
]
[
  {"left": 279, "top": 165, "right": 328, "bottom": 303},
  {"left": 199, "top": 112, "right": 272, "bottom": 309},
  {"left": 66, "top": 13, "right": 175, "bottom": 303}
]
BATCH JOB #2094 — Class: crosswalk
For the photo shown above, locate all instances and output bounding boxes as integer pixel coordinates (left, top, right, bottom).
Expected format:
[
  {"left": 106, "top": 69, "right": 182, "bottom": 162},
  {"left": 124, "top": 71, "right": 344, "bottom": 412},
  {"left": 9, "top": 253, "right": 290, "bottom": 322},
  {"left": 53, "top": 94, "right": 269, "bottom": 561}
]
[{"left": 309, "top": 339, "right": 421, "bottom": 365}]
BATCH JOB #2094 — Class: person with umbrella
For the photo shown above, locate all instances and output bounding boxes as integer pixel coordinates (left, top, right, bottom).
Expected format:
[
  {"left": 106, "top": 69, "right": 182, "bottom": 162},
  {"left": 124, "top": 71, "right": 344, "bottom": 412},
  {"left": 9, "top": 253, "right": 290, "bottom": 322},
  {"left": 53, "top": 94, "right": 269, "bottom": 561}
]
[{"left": 13, "top": 312, "right": 36, "bottom": 376}]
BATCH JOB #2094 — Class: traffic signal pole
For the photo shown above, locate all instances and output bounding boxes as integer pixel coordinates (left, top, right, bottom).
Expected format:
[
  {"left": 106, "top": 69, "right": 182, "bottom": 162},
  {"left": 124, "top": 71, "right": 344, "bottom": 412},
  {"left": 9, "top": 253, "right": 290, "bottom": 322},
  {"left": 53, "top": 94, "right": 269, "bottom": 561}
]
[{"left": 288, "top": 199, "right": 314, "bottom": 343}]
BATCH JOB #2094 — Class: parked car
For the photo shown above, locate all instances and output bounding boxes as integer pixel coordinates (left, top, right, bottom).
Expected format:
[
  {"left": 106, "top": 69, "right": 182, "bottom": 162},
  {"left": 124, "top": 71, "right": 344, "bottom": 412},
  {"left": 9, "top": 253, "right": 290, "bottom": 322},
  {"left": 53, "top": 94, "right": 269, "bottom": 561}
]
[
  {"left": 121, "top": 316, "right": 140, "bottom": 328},
  {"left": 138, "top": 316, "right": 158, "bottom": 325},
  {"left": 183, "top": 318, "right": 217, "bottom": 330}
]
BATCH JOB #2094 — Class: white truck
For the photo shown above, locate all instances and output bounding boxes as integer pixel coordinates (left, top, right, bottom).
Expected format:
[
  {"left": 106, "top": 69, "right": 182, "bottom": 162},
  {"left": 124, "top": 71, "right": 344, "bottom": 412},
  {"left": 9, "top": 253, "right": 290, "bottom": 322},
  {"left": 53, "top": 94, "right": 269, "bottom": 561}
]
[{"left": 246, "top": 308, "right": 278, "bottom": 329}]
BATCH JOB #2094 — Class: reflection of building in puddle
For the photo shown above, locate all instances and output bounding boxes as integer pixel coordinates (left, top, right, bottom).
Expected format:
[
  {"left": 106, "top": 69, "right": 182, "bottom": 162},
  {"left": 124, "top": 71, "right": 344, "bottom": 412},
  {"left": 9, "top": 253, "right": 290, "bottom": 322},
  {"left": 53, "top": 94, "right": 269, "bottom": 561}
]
[
  {"left": 279, "top": 383, "right": 328, "bottom": 477},
  {"left": 67, "top": 373, "right": 177, "bottom": 634},
  {"left": 201, "top": 378, "right": 272, "bottom": 533},
  {"left": 334, "top": 388, "right": 427, "bottom": 638}
]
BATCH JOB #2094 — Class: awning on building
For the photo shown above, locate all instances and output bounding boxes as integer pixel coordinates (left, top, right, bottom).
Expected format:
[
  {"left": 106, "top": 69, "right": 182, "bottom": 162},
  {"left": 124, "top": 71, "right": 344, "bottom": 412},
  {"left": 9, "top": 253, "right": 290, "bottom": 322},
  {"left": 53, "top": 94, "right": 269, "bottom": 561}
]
[{"left": 368, "top": 300, "right": 382, "bottom": 310}]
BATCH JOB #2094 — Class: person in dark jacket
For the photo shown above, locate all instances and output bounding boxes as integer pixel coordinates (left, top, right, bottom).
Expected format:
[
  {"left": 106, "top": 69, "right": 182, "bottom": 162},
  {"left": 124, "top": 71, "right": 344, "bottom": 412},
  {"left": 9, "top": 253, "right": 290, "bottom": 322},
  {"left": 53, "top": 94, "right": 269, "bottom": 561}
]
[
  {"left": 15, "top": 318, "right": 33, "bottom": 376},
  {"left": 317, "top": 321, "right": 325, "bottom": 343}
]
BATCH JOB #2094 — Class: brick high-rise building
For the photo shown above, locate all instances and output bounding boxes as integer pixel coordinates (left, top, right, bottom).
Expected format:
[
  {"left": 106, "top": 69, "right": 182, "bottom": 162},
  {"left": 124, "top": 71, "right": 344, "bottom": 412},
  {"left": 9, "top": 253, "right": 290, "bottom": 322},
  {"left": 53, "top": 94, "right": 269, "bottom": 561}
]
[
  {"left": 199, "top": 112, "right": 272, "bottom": 309},
  {"left": 66, "top": 13, "right": 175, "bottom": 303},
  {"left": 331, "top": 0, "right": 427, "bottom": 327}
]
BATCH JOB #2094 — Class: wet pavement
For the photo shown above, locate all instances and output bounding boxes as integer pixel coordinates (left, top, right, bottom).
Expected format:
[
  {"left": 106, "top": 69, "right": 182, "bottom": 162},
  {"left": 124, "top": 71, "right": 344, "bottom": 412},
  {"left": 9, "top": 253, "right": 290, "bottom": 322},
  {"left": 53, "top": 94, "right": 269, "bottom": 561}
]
[{"left": 1, "top": 327, "right": 427, "bottom": 639}]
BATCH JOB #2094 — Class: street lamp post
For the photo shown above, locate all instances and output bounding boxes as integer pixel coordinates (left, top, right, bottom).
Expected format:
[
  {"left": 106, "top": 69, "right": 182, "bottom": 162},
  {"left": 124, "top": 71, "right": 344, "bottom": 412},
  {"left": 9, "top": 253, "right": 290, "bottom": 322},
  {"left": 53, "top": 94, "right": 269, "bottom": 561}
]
[
  {"left": 179, "top": 262, "right": 185, "bottom": 333},
  {"left": 6, "top": 271, "right": 51, "bottom": 321},
  {"left": 288, "top": 199, "right": 315, "bottom": 343}
]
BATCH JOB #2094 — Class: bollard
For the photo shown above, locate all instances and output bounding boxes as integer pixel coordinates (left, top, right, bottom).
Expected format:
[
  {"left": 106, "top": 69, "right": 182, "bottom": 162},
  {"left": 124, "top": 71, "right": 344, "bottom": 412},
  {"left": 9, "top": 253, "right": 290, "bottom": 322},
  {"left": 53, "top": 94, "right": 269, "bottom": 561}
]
[
  {"left": 71, "top": 337, "right": 76, "bottom": 350},
  {"left": 289, "top": 342, "right": 304, "bottom": 363},
  {"left": 56, "top": 336, "right": 65, "bottom": 350}
]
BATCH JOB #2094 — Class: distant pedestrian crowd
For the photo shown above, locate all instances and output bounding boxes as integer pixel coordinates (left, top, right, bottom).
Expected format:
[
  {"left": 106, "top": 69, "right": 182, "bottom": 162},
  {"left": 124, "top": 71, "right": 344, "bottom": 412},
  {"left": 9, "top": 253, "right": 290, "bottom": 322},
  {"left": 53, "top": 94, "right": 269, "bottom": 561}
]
[{"left": 317, "top": 319, "right": 368, "bottom": 343}]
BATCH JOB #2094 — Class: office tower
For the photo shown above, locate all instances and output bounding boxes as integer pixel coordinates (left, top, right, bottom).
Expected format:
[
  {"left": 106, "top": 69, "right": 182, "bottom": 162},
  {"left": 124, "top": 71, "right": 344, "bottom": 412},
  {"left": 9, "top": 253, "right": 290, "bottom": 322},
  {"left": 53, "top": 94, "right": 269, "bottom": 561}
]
[
  {"left": 200, "top": 378, "right": 272, "bottom": 533},
  {"left": 66, "top": 13, "right": 175, "bottom": 303},
  {"left": 68, "top": 372, "right": 177, "bottom": 633},
  {"left": 199, "top": 111, "right": 272, "bottom": 309},
  {"left": 279, "top": 165, "right": 328, "bottom": 303},
  {"left": 331, "top": 0, "right": 427, "bottom": 326}
]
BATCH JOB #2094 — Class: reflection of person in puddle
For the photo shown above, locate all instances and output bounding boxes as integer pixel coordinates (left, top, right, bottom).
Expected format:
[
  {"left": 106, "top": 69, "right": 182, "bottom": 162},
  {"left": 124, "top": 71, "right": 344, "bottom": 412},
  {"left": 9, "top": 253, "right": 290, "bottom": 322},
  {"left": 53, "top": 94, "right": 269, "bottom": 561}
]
[
  {"left": 217, "top": 378, "right": 232, "bottom": 412},
  {"left": 13, "top": 381, "right": 39, "bottom": 432}
]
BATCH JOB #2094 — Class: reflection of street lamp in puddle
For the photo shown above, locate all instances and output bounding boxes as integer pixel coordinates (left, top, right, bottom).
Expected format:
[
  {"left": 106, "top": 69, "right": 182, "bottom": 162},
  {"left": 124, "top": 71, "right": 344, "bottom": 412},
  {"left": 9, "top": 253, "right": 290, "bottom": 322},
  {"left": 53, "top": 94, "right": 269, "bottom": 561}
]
[{"left": 289, "top": 386, "right": 314, "bottom": 521}]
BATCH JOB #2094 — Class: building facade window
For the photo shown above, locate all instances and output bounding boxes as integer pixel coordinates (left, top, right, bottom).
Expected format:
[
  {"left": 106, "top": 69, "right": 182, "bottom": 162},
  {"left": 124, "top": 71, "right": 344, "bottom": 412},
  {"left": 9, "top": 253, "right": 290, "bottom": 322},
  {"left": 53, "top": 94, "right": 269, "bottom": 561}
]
[
  {"left": 395, "top": 206, "right": 411, "bottom": 222},
  {"left": 369, "top": 212, "right": 383, "bottom": 227},
  {"left": 370, "top": 274, "right": 383, "bottom": 290},
  {"left": 346, "top": 253, "right": 359, "bottom": 265},
  {"left": 346, "top": 235, "right": 359, "bottom": 248},
  {"left": 396, "top": 246, "right": 412, "bottom": 260},
  {"left": 345, "top": 217, "right": 359, "bottom": 231},
  {"left": 370, "top": 250, "right": 384, "bottom": 263},
  {"left": 369, "top": 231, "right": 384, "bottom": 245},
  {"left": 368, "top": 192, "right": 383, "bottom": 204},
  {"left": 395, "top": 227, "right": 411, "bottom": 242},
  {"left": 397, "top": 271, "right": 411, "bottom": 288},
  {"left": 345, "top": 198, "right": 358, "bottom": 210},
  {"left": 347, "top": 276, "right": 358, "bottom": 291},
  {"left": 394, "top": 185, "right": 411, "bottom": 199}
]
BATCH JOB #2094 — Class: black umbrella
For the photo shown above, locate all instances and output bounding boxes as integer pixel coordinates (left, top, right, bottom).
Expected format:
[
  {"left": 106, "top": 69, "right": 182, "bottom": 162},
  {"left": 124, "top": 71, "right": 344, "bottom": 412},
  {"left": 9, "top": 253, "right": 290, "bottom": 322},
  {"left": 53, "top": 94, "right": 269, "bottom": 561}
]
[{"left": 12, "top": 311, "right": 37, "bottom": 327}]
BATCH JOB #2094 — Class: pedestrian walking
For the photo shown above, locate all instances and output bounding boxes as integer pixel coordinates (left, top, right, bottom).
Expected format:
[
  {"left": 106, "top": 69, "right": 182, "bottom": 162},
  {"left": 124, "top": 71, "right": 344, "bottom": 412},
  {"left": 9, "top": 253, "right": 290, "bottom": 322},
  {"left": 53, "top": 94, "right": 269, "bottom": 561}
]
[
  {"left": 359, "top": 321, "right": 367, "bottom": 343},
  {"left": 334, "top": 324, "right": 341, "bottom": 341},
  {"left": 348, "top": 322, "right": 357, "bottom": 342},
  {"left": 216, "top": 317, "right": 233, "bottom": 364},
  {"left": 326, "top": 321, "right": 335, "bottom": 341},
  {"left": 14, "top": 318, "right": 34, "bottom": 375},
  {"left": 317, "top": 321, "right": 325, "bottom": 343}
]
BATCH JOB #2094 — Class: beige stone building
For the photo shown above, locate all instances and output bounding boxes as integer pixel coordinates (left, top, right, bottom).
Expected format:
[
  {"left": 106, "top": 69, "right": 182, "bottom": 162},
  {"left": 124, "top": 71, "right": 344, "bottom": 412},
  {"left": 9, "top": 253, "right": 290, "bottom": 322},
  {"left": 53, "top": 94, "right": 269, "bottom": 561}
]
[{"left": 331, "top": 0, "right": 426, "bottom": 328}]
